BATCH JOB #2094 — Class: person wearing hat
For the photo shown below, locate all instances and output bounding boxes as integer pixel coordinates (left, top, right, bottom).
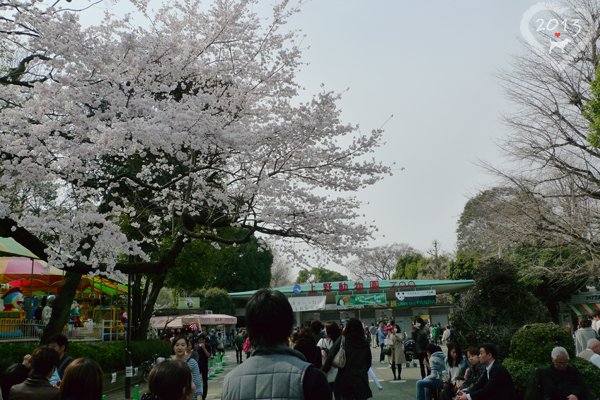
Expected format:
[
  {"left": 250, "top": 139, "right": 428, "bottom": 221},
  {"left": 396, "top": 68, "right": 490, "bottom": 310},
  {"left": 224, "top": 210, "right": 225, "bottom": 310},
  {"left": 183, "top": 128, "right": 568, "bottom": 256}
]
[{"left": 42, "top": 295, "right": 55, "bottom": 326}]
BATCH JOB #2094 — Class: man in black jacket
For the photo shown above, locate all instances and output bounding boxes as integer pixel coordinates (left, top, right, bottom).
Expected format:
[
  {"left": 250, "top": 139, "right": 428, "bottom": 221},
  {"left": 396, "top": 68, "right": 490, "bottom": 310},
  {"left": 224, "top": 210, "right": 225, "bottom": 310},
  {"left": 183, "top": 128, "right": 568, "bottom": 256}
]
[
  {"left": 456, "top": 343, "right": 518, "bottom": 400},
  {"left": 524, "top": 346, "right": 589, "bottom": 400}
]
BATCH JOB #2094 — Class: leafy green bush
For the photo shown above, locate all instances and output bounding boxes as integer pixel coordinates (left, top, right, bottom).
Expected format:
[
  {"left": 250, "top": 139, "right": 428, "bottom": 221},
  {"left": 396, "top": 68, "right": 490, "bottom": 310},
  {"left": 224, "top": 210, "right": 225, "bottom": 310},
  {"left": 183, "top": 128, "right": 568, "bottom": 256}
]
[
  {"left": 452, "top": 258, "right": 550, "bottom": 358},
  {"left": 510, "top": 323, "right": 574, "bottom": 364},
  {"left": 570, "top": 357, "right": 600, "bottom": 400},
  {"left": 0, "top": 340, "right": 172, "bottom": 374},
  {"left": 505, "top": 324, "right": 600, "bottom": 400},
  {"left": 503, "top": 357, "right": 534, "bottom": 398}
]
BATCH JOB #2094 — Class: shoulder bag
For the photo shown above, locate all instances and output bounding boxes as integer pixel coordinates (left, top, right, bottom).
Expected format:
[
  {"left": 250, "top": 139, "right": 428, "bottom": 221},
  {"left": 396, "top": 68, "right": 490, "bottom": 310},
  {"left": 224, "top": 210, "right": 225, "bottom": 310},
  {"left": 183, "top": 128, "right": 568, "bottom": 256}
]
[{"left": 332, "top": 336, "right": 346, "bottom": 368}]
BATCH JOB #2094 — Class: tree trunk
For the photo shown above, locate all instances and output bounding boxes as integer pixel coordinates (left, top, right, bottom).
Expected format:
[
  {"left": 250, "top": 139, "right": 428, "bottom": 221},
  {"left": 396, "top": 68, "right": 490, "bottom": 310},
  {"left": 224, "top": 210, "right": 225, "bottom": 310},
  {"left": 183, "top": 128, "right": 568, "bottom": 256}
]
[
  {"left": 40, "top": 270, "right": 83, "bottom": 344},
  {"left": 132, "top": 273, "right": 166, "bottom": 340},
  {"left": 546, "top": 301, "right": 560, "bottom": 324}
]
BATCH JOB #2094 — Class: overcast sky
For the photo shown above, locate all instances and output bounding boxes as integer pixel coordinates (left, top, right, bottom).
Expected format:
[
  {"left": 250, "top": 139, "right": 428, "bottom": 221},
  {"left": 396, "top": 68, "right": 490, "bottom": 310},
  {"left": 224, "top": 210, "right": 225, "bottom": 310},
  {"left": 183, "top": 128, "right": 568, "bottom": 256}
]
[
  {"left": 280, "top": 0, "right": 542, "bottom": 256},
  {"left": 83, "top": 0, "right": 546, "bottom": 265}
]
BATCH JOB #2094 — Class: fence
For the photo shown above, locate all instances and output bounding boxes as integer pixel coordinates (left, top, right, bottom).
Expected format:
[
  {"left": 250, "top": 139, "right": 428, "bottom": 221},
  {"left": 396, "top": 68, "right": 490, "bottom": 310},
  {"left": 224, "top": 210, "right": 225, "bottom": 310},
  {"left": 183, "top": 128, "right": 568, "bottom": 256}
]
[{"left": 0, "top": 319, "right": 125, "bottom": 342}]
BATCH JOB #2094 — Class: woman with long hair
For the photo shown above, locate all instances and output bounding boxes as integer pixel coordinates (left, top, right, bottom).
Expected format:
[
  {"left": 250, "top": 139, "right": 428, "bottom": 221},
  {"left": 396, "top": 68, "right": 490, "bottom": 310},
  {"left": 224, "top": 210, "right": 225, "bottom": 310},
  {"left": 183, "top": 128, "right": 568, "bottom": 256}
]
[
  {"left": 141, "top": 360, "right": 195, "bottom": 400},
  {"left": 323, "top": 318, "right": 372, "bottom": 400},
  {"left": 445, "top": 342, "right": 467, "bottom": 385},
  {"left": 317, "top": 322, "right": 342, "bottom": 399},
  {"left": 441, "top": 342, "right": 467, "bottom": 399},
  {"left": 293, "top": 327, "right": 322, "bottom": 367},
  {"left": 59, "top": 358, "right": 103, "bottom": 400},
  {"left": 171, "top": 335, "right": 203, "bottom": 400}
]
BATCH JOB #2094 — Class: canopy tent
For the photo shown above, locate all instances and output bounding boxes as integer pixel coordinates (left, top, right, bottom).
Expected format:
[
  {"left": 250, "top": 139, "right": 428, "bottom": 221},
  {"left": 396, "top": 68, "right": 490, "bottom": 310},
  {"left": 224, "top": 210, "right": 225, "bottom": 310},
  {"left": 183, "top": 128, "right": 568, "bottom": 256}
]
[
  {"left": 197, "top": 314, "right": 237, "bottom": 325},
  {"left": 79, "top": 276, "right": 128, "bottom": 296},
  {"left": 150, "top": 315, "right": 178, "bottom": 329},
  {"left": 151, "top": 314, "right": 237, "bottom": 330},
  {"left": 0, "top": 237, "right": 39, "bottom": 259},
  {"left": 569, "top": 303, "right": 600, "bottom": 317},
  {"left": 166, "top": 316, "right": 199, "bottom": 329},
  {"left": 0, "top": 258, "right": 64, "bottom": 284},
  {"left": 0, "top": 257, "right": 127, "bottom": 297}
]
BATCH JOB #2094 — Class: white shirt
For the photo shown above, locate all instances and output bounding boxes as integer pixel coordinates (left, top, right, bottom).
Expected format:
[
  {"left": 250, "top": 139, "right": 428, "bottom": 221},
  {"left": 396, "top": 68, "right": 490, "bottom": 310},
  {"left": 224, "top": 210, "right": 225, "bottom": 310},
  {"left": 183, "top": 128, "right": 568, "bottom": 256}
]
[
  {"left": 466, "top": 360, "right": 495, "bottom": 400},
  {"left": 592, "top": 319, "right": 600, "bottom": 334},
  {"left": 590, "top": 353, "right": 600, "bottom": 368},
  {"left": 317, "top": 337, "right": 338, "bottom": 383}
]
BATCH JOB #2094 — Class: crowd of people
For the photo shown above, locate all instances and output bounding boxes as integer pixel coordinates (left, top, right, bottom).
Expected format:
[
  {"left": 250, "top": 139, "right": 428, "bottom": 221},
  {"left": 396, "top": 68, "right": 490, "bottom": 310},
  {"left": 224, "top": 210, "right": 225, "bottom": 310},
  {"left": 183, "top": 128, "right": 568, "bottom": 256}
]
[
  {"left": 0, "top": 334, "right": 102, "bottom": 400},
  {"left": 1, "top": 295, "right": 599, "bottom": 400}
]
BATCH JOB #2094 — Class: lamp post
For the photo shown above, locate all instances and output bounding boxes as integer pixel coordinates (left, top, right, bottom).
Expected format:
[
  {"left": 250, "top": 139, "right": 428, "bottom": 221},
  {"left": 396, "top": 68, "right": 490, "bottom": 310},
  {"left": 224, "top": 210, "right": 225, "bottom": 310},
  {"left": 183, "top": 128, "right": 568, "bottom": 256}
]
[{"left": 124, "top": 271, "right": 133, "bottom": 398}]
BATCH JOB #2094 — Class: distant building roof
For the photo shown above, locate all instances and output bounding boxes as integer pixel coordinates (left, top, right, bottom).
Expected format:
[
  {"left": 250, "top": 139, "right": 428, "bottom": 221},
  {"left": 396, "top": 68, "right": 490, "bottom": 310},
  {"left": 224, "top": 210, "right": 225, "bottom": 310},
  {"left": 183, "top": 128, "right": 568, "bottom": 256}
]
[{"left": 229, "top": 278, "right": 475, "bottom": 299}]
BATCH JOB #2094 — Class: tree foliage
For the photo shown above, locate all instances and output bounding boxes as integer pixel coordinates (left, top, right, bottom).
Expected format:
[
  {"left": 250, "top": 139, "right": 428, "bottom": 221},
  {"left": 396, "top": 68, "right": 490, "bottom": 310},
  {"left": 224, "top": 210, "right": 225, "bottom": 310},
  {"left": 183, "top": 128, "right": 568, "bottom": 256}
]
[
  {"left": 394, "top": 251, "right": 426, "bottom": 279},
  {"left": 348, "top": 243, "right": 416, "bottom": 280},
  {"left": 0, "top": 0, "right": 391, "bottom": 337},
  {"left": 269, "top": 246, "right": 294, "bottom": 288},
  {"left": 455, "top": 188, "right": 591, "bottom": 320},
  {"left": 491, "top": 0, "right": 600, "bottom": 274},
  {"left": 452, "top": 258, "right": 550, "bottom": 359},
  {"left": 165, "top": 232, "right": 272, "bottom": 293},
  {"left": 296, "top": 267, "right": 347, "bottom": 284},
  {"left": 201, "top": 287, "right": 234, "bottom": 316}
]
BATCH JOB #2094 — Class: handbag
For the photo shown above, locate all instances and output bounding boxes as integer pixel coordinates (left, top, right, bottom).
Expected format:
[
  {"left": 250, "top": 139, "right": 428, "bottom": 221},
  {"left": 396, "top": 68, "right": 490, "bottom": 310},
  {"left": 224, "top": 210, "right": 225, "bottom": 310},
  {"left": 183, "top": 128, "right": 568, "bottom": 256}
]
[
  {"left": 332, "top": 336, "right": 346, "bottom": 368},
  {"left": 383, "top": 346, "right": 392, "bottom": 356}
]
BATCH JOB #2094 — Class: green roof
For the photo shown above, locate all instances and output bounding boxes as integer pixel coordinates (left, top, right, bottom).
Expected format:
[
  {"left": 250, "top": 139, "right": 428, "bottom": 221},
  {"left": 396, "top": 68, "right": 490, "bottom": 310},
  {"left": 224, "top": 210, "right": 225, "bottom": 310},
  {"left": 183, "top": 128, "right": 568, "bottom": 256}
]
[{"left": 229, "top": 279, "right": 475, "bottom": 299}]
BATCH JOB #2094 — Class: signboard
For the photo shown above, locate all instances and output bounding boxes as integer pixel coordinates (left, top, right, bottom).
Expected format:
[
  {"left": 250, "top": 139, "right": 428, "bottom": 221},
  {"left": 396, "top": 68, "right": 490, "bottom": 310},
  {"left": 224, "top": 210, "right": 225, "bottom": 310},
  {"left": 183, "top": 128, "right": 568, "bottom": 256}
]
[
  {"left": 335, "top": 293, "right": 387, "bottom": 308},
  {"left": 394, "top": 290, "right": 436, "bottom": 308},
  {"left": 288, "top": 296, "right": 327, "bottom": 312},
  {"left": 568, "top": 291, "right": 600, "bottom": 304},
  {"left": 177, "top": 297, "right": 200, "bottom": 310}
]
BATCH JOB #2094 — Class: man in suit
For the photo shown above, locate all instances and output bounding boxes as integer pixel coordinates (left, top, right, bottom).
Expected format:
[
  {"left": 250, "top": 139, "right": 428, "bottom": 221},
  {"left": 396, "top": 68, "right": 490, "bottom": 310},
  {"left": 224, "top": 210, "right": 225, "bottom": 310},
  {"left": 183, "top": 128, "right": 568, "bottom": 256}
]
[{"left": 456, "top": 343, "right": 518, "bottom": 400}]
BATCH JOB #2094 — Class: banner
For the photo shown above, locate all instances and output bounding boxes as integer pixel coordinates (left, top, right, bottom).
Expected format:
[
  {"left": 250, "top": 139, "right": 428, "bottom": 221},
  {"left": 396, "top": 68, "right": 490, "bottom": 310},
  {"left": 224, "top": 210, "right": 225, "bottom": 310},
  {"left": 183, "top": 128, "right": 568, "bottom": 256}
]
[
  {"left": 394, "top": 290, "right": 436, "bottom": 307},
  {"left": 335, "top": 293, "right": 387, "bottom": 307},
  {"left": 288, "top": 296, "right": 327, "bottom": 312}
]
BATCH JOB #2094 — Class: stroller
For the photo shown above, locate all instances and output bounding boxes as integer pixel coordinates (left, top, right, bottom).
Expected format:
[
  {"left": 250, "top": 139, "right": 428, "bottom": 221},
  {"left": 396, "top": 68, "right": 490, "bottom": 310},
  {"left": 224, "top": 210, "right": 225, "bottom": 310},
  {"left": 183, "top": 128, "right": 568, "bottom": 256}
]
[{"left": 403, "top": 338, "right": 418, "bottom": 367}]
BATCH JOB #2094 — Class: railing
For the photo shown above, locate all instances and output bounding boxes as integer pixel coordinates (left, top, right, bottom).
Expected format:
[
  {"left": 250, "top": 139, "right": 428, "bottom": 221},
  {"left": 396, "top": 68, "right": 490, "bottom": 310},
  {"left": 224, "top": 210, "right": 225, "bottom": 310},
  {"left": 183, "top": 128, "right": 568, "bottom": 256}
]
[{"left": 0, "top": 319, "right": 125, "bottom": 342}]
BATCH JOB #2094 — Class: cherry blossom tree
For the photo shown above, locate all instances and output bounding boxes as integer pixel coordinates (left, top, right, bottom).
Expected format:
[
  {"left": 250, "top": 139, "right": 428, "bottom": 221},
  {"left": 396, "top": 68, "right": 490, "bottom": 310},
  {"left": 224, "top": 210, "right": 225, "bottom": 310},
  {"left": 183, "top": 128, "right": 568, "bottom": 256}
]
[
  {"left": 347, "top": 243, "right": 417, "bottom": 280},
  {"left": 0, "top": 0, "right": 391, "bottom": 339}
]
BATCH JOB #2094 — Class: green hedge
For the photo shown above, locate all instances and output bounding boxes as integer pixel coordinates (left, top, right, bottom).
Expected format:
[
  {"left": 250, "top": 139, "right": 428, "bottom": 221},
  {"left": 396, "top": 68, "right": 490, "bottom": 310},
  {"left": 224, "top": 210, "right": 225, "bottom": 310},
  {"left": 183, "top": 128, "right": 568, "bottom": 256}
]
[
  {"left": 509, "top": 323, "right": 574, "bottom": 364},
  {"left": 0, "top": 340, "right": 172, "bottom": 374},
  {"left": 505, "top": 323, "right": 600, "bottom": 400}
]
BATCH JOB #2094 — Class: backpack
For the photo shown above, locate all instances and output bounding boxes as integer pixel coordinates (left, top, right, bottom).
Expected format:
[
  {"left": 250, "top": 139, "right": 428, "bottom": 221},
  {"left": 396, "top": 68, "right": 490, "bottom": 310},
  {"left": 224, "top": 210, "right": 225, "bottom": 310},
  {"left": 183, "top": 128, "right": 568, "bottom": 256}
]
[{"left": 243, "top": 336, "right": 251, "bottom": 353}]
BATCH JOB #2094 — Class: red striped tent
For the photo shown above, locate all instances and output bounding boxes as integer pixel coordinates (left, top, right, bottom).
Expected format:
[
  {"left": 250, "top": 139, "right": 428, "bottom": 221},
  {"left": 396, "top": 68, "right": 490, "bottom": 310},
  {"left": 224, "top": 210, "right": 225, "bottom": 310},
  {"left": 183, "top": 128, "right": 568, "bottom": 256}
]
[{"left": 569, "top": 303, "right": 600, "bottom": 317}]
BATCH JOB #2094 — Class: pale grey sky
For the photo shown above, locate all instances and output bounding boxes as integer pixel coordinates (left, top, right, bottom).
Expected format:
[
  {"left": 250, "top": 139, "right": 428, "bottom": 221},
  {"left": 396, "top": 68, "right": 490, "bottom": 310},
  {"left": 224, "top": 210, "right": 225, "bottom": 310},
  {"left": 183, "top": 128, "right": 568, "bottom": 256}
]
[
  {"left": 82, "top": 0, "right": 542, "bottom": 259},
  {"left": 282, "top": 0, "right": 541, "bottom": 255}
]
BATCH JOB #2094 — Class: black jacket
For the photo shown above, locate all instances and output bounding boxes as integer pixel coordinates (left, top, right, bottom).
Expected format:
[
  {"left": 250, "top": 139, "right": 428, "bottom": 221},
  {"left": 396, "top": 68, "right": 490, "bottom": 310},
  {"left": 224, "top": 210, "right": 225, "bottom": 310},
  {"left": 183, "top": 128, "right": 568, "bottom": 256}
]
[
  {"left": 524, "top": 365, "right": 589, "bottom": 400},
  {"left": 323, "top": 335, "right": 372, "bottom": 399},
  {"left": 468, "top": 361, "right": 518, "bottom": 400}
]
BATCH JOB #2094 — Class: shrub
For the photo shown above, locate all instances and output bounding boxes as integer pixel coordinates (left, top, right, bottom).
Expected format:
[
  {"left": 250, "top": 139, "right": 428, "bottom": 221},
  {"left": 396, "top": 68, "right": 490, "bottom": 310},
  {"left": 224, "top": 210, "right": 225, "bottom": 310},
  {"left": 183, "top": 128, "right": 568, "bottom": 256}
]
[
  {"left": 510, "top": 323, "right": 574, "bottom": 364},
  {"left": 503, "top": 357, "right": 533, "bottom": 398},
  {"left": 0, "top": 340, "right": 171, "bottom": 374},
  {"left": 505, "top": 324, "right": 600, "bottom": 400},
  {"left": 452, "top": 258, "right": 550, "bottom": 358},
  {"left": 570, "top": 357, "right": 600, "bottom": 400}
]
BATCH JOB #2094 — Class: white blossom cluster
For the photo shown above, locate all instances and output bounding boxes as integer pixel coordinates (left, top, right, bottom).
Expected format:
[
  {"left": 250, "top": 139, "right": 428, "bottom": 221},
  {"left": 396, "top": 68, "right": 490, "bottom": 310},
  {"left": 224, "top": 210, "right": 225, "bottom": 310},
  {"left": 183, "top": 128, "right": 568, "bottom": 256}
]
[{"left": 0, "top": 0, "right": 391, "bottom": 273}]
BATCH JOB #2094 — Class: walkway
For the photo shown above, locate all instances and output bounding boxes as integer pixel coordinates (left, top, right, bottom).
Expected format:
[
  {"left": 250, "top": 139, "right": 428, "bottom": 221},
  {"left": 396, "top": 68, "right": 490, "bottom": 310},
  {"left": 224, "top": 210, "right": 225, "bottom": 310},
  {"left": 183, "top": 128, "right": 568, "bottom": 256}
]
[{"left": 106, "top": 346, "right": 424, "bottom": 399}]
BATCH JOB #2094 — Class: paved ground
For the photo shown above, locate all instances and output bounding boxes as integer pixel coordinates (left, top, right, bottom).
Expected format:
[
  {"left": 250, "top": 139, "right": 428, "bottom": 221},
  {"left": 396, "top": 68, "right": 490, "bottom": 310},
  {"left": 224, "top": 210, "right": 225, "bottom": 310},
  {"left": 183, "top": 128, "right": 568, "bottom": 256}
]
[{"left": 106, "top": 346, "right": 426, "bottom": 399}]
